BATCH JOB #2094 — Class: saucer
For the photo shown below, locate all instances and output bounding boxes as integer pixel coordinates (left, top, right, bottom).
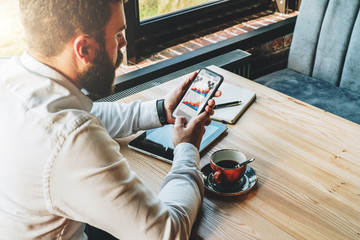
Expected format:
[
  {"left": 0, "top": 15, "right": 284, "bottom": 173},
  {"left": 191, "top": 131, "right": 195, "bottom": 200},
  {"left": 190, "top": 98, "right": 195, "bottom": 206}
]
[{"left": 201, "top": 164, "right": 257, "bottom": 196}]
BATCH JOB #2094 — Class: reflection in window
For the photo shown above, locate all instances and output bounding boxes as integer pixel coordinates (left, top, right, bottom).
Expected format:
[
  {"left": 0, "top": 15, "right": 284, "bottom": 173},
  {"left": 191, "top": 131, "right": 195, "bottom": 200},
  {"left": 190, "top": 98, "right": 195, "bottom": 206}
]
[{"left": 139, "top": 0, "right": 217, "bottom": 20}]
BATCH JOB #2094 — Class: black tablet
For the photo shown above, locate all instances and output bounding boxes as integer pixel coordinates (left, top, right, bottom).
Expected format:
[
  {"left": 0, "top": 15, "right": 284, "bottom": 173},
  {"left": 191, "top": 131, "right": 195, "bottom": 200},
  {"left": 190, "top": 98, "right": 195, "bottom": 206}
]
[{"left": 128, "top": 121, "right": 227, "bottom": 163}]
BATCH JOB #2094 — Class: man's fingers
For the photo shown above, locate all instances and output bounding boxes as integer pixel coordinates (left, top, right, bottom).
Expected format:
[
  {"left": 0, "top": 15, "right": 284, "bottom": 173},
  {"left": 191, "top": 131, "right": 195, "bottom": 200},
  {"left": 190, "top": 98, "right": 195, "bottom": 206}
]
[
  {"left": 214, "top": 90, "right": 222, "bottom": 98},
  {"left": 204, "top": 105, "right": 214, "bottom": 115},
  {"left": 175, "top": 72, "right": 197, "bottom": 99},
  {"left": 174, "top": 116, "right": 186, "bottom": 128},
  {"left": 196, "top": 111, "right": 211, "bottom": 124},
  {"left": 183, "top": 72, "right": 197, "bottom": 89},
  {"left": 207, "top": 99, "right": 215, "bottom": 108},
  {"left": 205, "top": 118, "right": 212, "bottom": 126},
  {"left": 189, "top": 71, "right": 197, "bottom": 81}
]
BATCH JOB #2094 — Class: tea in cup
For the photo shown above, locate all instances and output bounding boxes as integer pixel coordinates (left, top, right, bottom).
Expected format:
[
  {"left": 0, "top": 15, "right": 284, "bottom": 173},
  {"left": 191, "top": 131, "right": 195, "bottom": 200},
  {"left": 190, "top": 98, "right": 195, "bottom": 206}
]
[{"left": 210, "top": 149, "right": 247, "bottom": 185}]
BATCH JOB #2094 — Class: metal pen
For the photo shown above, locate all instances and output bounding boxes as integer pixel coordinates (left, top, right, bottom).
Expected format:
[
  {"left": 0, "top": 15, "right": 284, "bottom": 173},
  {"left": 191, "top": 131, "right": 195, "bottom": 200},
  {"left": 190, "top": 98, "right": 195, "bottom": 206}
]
[{"left": 214, "top": 100, "right": 242, "bottom": 109}]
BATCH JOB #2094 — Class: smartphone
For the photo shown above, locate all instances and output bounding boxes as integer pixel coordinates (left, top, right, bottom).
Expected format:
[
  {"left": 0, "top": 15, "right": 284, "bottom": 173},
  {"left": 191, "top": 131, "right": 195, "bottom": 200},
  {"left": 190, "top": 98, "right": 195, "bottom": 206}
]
[{"left": 172, "top": 68, "right": 223, "bottom": 123}]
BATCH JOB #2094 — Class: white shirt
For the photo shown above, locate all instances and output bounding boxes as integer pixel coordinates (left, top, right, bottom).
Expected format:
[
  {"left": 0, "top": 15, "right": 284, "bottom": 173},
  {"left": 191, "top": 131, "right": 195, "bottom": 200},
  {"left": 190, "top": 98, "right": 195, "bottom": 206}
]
[{"left": 0, "top": 52, "right": 204, "bottom": 240}]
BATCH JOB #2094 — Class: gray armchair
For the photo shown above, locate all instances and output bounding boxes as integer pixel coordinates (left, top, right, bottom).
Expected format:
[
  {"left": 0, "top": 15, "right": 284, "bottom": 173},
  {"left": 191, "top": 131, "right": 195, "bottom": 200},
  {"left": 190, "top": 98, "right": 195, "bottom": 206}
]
[{"left": 255, "top": 0, "right": 360, "bottom": 124}]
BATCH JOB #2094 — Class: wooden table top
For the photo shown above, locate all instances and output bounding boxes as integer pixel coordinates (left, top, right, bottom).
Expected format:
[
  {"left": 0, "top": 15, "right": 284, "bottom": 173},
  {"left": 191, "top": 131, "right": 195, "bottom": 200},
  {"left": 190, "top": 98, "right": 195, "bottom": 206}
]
[{"left": 116, "top": 65, "right": 360, "bottom": 240}]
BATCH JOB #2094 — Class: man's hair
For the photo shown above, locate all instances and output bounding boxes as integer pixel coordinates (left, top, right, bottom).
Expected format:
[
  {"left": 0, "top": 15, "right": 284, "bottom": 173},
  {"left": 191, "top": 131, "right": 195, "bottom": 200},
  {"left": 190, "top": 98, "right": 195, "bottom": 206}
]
[{"left": 19, "top": 0, "right": 123, "bottom": 57}]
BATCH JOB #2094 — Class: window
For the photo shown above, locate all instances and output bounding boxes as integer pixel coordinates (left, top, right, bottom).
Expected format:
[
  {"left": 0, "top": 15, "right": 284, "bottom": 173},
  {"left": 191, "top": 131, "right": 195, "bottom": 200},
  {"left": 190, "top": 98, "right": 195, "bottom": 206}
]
[
  {"left": 138, "top": 0, "right": 217, "bottom": 20},
  {"left": 124, "top": 0, "right": 271, "bottom": 63},
  {"left": 0, "top": 0, "right": 26, "bottom": 57}
]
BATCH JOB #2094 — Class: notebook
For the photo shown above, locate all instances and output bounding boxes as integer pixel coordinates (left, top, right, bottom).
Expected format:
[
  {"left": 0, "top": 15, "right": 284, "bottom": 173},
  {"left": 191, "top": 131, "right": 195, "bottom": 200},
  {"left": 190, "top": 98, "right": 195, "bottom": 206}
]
[
  {"left": 211, "top": 82, "right": 256, "bottom": 124},
  {"left": 128, "top": 121, "right": 227, "bottom": 163}
]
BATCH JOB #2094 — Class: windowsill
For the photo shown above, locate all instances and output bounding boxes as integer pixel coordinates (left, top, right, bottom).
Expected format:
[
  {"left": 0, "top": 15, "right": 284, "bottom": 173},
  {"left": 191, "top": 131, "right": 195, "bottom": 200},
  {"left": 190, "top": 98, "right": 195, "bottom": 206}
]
[{"left": 116, "top": 10, "right": 298, "bottom": 77}]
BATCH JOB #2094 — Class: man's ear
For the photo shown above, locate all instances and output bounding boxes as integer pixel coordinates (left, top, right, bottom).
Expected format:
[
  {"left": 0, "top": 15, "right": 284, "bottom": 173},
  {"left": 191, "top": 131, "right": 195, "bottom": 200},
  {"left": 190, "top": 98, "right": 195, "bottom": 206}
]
[{"left": 73, "top": 35, "right": 97, "bottom": 64}]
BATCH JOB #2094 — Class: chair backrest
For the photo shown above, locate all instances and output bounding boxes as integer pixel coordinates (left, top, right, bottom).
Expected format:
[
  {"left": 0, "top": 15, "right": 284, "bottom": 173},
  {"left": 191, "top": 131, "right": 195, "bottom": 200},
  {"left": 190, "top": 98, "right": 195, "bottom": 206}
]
[{"left": 288, "top": 0, "right": 360, "bottom": 92}]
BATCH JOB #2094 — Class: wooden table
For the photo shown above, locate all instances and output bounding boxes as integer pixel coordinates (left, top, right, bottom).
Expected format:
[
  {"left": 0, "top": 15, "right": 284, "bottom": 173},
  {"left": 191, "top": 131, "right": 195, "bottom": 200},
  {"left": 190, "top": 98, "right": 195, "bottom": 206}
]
[{"left": 116, "top": 66, "right": 360, "bottom": 240}]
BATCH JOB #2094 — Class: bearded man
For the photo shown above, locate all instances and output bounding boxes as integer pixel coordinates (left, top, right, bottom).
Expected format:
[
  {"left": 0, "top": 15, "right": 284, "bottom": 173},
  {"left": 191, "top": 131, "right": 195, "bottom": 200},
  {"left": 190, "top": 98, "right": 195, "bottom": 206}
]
[{"left": 0, "top": 0, "right": 219, "bottom": 239}]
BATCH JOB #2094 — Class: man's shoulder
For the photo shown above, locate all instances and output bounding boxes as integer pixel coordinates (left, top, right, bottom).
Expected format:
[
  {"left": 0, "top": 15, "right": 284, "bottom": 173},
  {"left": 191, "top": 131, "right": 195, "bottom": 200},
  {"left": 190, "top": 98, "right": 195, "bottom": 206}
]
[
  {"left": 0, "top": 56, "right": 12, "bottom": 68},
  {"left": 0, "top": 55, "right": 24, "bottom": 79},
  {"left": 0, "top": 54, "right": 100, "bottom": 133},
  {"left": 0, "top": 55, "right": 53, "bottom": 98},
  {"left": 1, "top": 54, "right": 92, "bottom": 112}
]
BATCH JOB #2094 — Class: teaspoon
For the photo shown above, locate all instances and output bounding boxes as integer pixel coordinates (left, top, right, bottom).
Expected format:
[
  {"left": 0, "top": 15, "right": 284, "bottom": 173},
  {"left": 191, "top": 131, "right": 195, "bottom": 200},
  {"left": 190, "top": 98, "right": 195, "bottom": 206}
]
[{"left": 236, "top": 157, "right": 255, "bottom": 168}]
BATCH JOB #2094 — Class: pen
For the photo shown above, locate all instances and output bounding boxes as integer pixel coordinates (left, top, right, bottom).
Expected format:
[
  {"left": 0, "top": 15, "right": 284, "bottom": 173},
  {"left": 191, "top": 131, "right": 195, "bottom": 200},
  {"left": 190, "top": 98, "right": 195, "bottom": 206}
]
[{"left": 214, "top": 100, "right": 242, "bottom": 109}]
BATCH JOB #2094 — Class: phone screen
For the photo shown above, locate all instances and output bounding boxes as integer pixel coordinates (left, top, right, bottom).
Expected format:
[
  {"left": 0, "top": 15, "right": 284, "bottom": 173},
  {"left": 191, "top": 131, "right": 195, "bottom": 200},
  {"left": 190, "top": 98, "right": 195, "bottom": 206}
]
[{"left": 172, "top": 68, "right": 223, "bottom": 123}]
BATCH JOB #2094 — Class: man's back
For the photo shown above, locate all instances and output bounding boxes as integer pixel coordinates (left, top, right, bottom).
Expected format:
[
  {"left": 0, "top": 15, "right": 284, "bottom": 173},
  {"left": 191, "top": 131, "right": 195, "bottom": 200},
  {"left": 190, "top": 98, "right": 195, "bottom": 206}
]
[
  {"left": 0, "top": 52, "right": 207, "bottom": 240},
  {"left": 1, "top": 0, "right": 214, "bottom": 238},
  {"left": 0, "top": 53, "right": 92, "bottom": 239}
]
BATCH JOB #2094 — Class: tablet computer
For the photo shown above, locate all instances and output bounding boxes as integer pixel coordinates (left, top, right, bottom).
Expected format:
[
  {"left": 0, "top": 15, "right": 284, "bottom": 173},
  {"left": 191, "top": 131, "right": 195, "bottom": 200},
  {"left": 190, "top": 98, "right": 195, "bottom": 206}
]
[{"left": 128, "top": 121, "right": 227, "bottom": 163}]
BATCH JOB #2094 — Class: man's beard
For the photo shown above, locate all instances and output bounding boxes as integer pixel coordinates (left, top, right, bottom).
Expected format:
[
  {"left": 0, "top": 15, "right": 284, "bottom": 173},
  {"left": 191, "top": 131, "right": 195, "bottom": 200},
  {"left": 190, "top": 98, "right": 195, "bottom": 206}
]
[{"left": 79, "top": 47, "right": 123, "bottom": 99}]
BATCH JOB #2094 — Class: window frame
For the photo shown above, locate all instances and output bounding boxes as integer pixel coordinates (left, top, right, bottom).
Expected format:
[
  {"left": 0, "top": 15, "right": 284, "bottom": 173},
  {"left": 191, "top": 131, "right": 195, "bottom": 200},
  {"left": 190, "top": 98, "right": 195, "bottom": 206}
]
[{"left": 124, "top": 0, "right": 271, "bottom": 63}]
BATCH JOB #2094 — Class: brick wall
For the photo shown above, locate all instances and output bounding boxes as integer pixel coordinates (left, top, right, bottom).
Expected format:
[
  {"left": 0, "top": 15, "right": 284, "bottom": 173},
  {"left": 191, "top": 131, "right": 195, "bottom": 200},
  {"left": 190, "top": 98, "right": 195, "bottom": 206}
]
[{"left": 247, "top": 33, "right": 293, "bottom": 79}]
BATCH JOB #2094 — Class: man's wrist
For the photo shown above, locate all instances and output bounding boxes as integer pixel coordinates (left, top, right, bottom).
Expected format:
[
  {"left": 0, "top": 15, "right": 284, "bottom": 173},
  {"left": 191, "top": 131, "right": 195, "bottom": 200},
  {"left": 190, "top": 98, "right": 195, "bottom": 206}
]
[{"left": 156, "top": 99, "right": 168, "bottom": 125}]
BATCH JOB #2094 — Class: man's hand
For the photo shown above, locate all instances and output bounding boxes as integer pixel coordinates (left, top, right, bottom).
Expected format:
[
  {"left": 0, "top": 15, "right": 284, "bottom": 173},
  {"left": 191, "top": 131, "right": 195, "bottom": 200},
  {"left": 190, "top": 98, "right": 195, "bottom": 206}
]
[
  {"left": 172, "top": 111, "right": 211, "bottom": 149},
  {"left": 164, "top": 72, "right": 221, "bottom": 124}
]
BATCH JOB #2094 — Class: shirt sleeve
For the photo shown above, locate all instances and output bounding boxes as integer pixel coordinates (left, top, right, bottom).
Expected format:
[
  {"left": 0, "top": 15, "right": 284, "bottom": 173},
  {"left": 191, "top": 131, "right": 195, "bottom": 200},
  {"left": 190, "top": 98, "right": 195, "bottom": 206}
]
[
  {"left": 90, "top": 100, "right": 161, "bottom": 138},
  {"left": 48, "top": 115, "right": 203, "bottom": 240},
  {"left": 158, "top": 143, "right": 204, "bottom": 238}
]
